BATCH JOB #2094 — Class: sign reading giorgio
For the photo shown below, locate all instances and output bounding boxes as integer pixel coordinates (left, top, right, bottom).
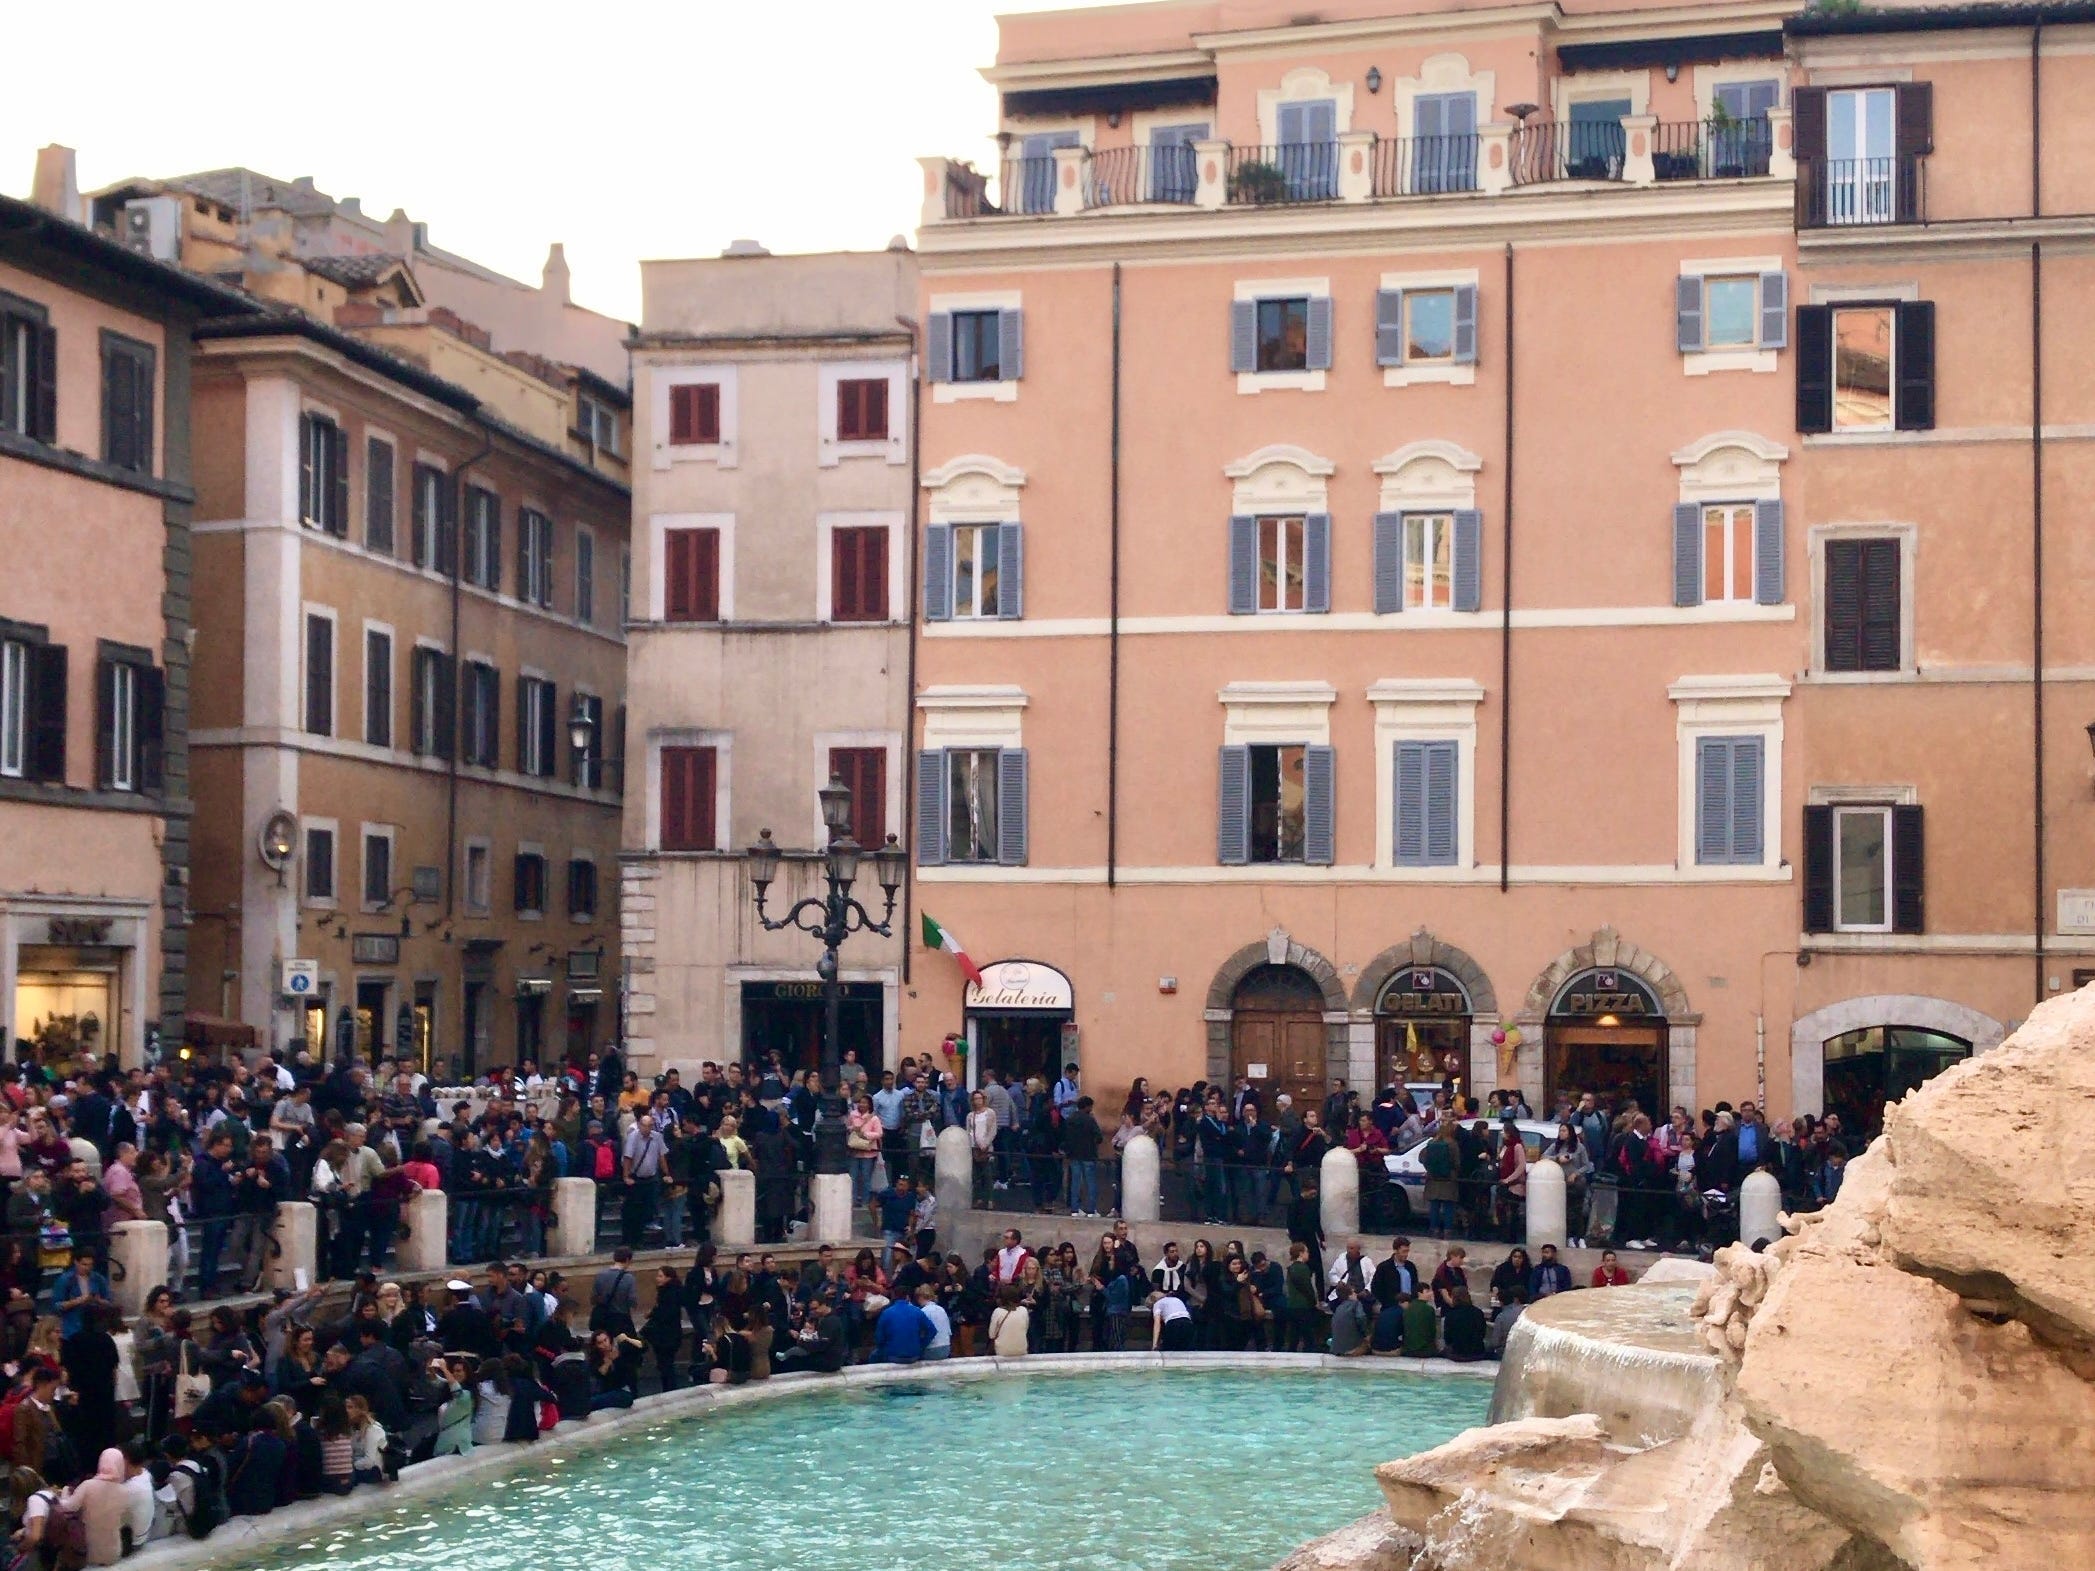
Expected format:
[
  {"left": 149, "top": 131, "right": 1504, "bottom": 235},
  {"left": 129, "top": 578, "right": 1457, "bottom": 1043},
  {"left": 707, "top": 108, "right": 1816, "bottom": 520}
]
[{"left": 965, "top": 960, "right": 1075, "bottom": 1013}]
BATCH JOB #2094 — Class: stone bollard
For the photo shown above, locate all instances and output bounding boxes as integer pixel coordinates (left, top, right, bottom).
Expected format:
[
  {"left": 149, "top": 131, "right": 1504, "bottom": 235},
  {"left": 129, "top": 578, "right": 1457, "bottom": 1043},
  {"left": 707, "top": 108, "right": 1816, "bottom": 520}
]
[
  {"left": 1740, "top": 1169, "right": 1783, "bottom": 1248},
  {"left": 265, "top": 1201, "right": 318, "bottom": 1291},
  {"left": 398, "top": 1188, "right": 449, "bottom": 1273},
  {"left": 1319, "top": 1144, "right": 1359, "bottom": 1240},
  {"left": 107, "top": 1220, "right": 168, "bottom": 1316},
  {"left": 1526, "top": 1157, "right": 1567, "bottom": 1252},
  {"left": 935, "top": 1124, "right": 973, "bottom": 1220},
  {"left": 1119, "top": 1132, "right": 1161, "bottom": 1224},
  {"left": 550, "top": 1178, "right": 597, "bottom": 1258},
  {"left": 810, "top": 1173, "right": 854, "bottom": 1244},
  {"left": 717, "top": 1168, "right": 756, "bottom": 1248}
]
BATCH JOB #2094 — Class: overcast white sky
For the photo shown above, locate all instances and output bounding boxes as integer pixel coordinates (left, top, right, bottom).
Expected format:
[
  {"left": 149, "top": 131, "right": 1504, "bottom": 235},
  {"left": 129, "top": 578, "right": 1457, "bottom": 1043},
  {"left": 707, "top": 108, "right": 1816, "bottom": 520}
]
[{"left": 1, "top": 0, "right": 1078, "bottom": 324}]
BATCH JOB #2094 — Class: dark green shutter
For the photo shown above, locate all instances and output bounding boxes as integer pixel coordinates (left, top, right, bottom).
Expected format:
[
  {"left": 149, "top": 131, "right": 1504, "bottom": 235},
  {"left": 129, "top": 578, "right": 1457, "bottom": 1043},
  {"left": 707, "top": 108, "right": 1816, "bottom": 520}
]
[{"left": 1801, "top": 805, "right": 1835, "bottom": 932}]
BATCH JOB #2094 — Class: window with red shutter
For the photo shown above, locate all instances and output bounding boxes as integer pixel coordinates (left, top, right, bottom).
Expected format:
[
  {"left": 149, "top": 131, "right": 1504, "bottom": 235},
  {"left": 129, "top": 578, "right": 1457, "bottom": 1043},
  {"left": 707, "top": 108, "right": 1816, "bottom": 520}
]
[
  {"left": 663, "top": 528, "right": 721, "bottom": 622},
  {"left": 660, "top": 745, "right": 717, "bottom": 851},
  {"left": 830, "top": 526, "right": 888, "bottom": 622},
  {"left": 668, "top": 382, "right": 721, "bottom": 446},
  {"left": 828, "top": 746, "right": 887, "bottom": 847},
  {"left": 837, "top": 377, "right": 889, "bottom": 442}
]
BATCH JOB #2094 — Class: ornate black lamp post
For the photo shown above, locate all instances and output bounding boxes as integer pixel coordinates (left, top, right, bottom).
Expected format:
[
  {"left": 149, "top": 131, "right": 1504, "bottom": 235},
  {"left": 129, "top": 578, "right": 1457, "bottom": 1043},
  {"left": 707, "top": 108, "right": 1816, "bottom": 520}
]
[{"left": 746, "top": 776, "right": 906, "bottom": 1174}]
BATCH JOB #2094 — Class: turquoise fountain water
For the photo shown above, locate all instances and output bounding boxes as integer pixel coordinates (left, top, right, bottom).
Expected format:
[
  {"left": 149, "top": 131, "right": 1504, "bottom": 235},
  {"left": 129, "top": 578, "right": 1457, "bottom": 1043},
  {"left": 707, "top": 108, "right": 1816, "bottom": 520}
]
[{"left": 228, "top": 1369, "right": 1487, "bottom": 1571}]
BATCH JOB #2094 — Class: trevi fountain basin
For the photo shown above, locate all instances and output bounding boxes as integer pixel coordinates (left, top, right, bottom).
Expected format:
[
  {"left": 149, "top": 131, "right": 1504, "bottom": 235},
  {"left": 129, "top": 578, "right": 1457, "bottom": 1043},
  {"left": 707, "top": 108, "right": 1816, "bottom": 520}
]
[{"left": 1279, "top": 984, "right": 2095, "bottom": 1571}]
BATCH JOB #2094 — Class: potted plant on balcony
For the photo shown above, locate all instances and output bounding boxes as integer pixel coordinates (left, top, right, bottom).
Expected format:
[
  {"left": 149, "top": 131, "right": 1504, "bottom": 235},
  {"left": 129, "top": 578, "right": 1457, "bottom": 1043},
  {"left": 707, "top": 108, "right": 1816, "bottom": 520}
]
[{"left": 1229, "top": 160, "right": 1290, "bottom": 205}]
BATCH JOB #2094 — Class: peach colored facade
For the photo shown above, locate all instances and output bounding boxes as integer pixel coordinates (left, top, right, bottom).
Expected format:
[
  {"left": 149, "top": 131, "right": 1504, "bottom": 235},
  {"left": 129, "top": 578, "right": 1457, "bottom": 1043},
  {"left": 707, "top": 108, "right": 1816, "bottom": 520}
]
[
  {"left": 899, "top": 0, "right": 2095, "bottom": 1132},
  {"left": 0, "top": 208, "right": 254, "bottom": 1067}
]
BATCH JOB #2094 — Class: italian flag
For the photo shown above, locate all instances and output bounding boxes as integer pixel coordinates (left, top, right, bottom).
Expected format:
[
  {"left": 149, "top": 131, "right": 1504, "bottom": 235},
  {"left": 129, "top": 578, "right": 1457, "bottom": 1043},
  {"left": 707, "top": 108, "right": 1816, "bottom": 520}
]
[{"left": 921, "top": 913, "right": 984, "bottom": 989}]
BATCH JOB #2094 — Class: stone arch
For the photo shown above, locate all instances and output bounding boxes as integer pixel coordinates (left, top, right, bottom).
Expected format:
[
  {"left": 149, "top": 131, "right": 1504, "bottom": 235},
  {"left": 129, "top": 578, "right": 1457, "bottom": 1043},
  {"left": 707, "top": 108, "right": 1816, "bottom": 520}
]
[
  {"left": 1788, "top": 993, "right": 2007, "bottom": 1120},
  {"left": 1204, "top": 928, "right": 1349, "bottom": 1089},
  {"left": 1352, "top": 928, "right": 1498, "bottom": 1016},
  {"left": 1520, "top": 925, "right": 1695, "bottom": 1024}
]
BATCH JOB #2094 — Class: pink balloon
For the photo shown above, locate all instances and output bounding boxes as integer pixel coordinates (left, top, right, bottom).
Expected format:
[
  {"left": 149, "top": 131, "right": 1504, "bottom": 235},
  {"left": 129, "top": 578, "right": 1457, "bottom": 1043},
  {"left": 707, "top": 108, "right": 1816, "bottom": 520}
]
[{"left": 1490, "top": 1027, "right": 1507, "bottom": 1046}]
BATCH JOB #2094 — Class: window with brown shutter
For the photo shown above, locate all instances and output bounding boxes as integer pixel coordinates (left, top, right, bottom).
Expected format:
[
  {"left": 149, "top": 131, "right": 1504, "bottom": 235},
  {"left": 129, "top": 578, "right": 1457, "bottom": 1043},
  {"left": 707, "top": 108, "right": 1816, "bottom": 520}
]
[
  {"left": 828, "top": 746, "right": 886, "bottom": 847},
  {"left": 836, "top": 377, "right": 889, "bottom": 442},
  {"left": 1824, "top": 538, "right": 1902, "bottom": 673},
  {"left": 663, "top": 528, "right": 720, "bottom": 622},
  {"left": 668, "top": 382, "right": 720, "bottom": 446},
  {"left": 830, "top": 525, "right": 889, "bottom": 622},
  {"left": 660, "top": 745, "right": 717, "bottom": 851}
]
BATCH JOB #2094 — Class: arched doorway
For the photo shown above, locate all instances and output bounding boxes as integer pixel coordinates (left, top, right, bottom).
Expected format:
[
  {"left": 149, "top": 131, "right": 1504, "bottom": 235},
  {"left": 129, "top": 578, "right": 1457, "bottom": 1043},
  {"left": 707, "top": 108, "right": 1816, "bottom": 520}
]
[
  {"left": 1374, "top": 967, "right": 1471, "bottom": 1098},
  {"left": 1788, "top": 994, "right": 2004, "bottom": 1126},
  {"left": 1822, "top": 1026, "right": 1971, "bottom": 1140},
  {"left": 1231, "top": 965, "right": 1326, "bottom": 1110},
  {"left": 1545, "top": 968, "right": 1666, "bottom": 1119}
]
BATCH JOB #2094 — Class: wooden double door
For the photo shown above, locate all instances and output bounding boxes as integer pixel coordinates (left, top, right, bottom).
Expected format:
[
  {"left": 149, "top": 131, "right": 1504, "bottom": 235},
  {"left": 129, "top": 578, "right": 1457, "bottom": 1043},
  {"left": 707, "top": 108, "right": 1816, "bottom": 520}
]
[{"left": 1230, "top": 964, "right": 1327, "bottom": 1111}]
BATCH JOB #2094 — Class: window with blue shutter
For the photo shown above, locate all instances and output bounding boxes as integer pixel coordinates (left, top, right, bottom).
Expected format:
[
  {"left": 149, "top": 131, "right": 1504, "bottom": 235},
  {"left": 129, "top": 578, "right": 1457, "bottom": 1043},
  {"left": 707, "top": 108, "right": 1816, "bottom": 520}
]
[
  {"left": 915, "top": 749, "right": 948, "bottom": 865},
  {"left": 1695, "top": 736, "right": 1766, "bottom": 866},
  {"left": 1304, "top": 297, "right": 1333, "bottom": 371},
  {"left": 1230, "top": 301, "right": 1257, "bottom": 374},
  {"left": 996, "top": 523, "right": 1024, "bottom": 619},
  {"left": 922, "top": 525, "right": 953, "bottom": 621},
  {"left": 996, "top": 748, "right": 1029, "bottom": 866},
  {"left": 1375, "top": 291, "right": 1404, "bottom": 366},
  {"left": 950, "top": 310, "right": 1005, "bottom": 382},
  {"left": 927, "top": 313, "right": 953, "bottom": 384},
  {"left": 1452, "top": 286, "right": 1478, "bottom": 364},
  {"left": 1373, "top": 513, "right": 1404, "bottom": 613},
  {"left": 1302, "top": 514, "right": 1331, "bottom": 613},
  {"left": 1451, "top": 510, "right": 1483, "bottom": 613},
  {"left": 1227, "top": 515, "right": 1258, "bottom": 614},
  {"left": 1217, "top": 744, "right": 1251, "bottom": 865},
  {"left": 1676, "top": 276, "right": 1706, "bottom": 353},
  {"left": 1754, "top": 500, "right": 1785, "bottom": 605},
  {"left": 1393, "top": 740, "right": 1458, "bottom": 868},
  {"left": 1302, "top": 744, "right": 1335, "bottom": 866},
  {"left": 1277, "top": 98, "right": 1338, "bottom": 199},
  {"left": 1247, "top": 297, "right": 1312, "bottom": 374},
  {"left": 1759, "top": 272, "right": 1789, "bottom": 349},
  {"left": 999, "top": 309, "right": 1024, "bottom": 382}
]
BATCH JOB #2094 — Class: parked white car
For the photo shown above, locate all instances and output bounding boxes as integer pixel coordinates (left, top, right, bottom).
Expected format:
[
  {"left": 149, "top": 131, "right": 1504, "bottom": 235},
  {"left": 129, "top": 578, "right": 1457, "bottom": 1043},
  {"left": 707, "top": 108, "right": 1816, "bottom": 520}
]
[{"left": 1380, "top": 1117, "right": 1560, "bottom": 1223}]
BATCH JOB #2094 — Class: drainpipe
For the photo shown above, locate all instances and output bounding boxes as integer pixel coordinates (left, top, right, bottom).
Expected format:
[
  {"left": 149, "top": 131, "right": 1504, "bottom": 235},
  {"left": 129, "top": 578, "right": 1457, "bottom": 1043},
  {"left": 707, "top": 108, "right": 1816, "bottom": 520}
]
[
  {"left": 1498, "top": 244, "right": 1516, "bottom": 893},
  {"left": 901, "top": 316, "right": 923, "bottom": 988},
  {"left": 2031, "top": 242, "right": 2046, "bottom": 1005},
  {"left": 2032, "top": 20, "right": 2044, "bottom": 219},
  {"left": 446, "top": 417, "right": 497, "bottom": 923},
  {"left": 1108, "top": 263, "right": 1124, "bottom": 889}
]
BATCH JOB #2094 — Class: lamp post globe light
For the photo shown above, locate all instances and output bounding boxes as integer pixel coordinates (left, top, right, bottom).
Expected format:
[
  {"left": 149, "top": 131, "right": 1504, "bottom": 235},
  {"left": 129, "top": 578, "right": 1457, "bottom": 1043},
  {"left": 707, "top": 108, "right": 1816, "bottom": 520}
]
[{"left": 747, "top": 776, "right": 906, "bottom": 1173}]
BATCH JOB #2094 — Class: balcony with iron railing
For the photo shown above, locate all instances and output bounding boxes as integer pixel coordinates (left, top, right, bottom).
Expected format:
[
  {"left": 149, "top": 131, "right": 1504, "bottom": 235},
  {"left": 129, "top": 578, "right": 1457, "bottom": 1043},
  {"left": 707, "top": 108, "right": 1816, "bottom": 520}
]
[
  {"left": 1795, "top": 155, "right": 1927, "bottom": 229},
  {"left": 924, "top": 109, "right": 1796, "bottom": 224}
]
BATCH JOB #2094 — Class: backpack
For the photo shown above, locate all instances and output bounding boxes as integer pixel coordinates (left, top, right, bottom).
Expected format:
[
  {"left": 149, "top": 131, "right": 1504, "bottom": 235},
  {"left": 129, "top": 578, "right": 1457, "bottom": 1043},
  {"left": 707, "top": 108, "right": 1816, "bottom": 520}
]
[
  {"left": 1421, "top": 1139, "right": 1456, "bottom": 1181},
  {"left": 592, "top": 1142, "right": 616, "bottom": 1182},
  {"left": 29, "top": 1491, "right": 86, "bottom": 1571},
  {"left": 175, "top": 1454, "right": 228, "bottom": 1539}
]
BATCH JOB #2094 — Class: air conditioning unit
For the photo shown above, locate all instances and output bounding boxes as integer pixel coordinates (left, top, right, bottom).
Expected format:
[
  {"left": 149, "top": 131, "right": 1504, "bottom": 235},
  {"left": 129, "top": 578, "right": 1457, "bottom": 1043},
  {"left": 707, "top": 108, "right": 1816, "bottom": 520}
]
[
  {"left": 120, "top": 197, "right": 182, "bottom": 262},
  {"left": 411, "top": 865, "right": 442, "bottom": 903}
]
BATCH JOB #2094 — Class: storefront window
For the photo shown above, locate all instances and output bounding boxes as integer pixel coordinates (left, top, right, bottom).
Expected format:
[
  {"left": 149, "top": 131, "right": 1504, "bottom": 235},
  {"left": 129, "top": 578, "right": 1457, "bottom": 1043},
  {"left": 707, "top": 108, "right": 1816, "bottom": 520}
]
[
  {"left": 1823, "top": 1026, "right": 1968, "bottom": 1140},
  {"left": 1373, "top": 967, "right": 1470, "bottom": 1103},
  {"left": 13, "top": 949, "right": 118, "bottom": 1067},
  {"left": 1544, "top": 968, "right": 1665, "bottom": 1118}
]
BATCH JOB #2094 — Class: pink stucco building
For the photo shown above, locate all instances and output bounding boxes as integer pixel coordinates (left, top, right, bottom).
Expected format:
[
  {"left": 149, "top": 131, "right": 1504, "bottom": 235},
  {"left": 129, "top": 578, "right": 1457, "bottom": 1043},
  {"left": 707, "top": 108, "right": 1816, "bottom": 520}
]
[{"left": 899, "top": 0, "right": 2094, "bottom": 1138}]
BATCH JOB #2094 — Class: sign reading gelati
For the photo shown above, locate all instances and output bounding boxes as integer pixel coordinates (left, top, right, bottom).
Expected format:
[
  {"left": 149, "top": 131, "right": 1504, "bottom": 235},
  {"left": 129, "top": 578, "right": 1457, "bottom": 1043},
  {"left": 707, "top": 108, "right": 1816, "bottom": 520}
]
[
  {"left": 1375, "top": 966, "right": 1472, "bottom": 1017},
  {"left": 966, "top": 960, "right": 1075, "bottom": 1013}
]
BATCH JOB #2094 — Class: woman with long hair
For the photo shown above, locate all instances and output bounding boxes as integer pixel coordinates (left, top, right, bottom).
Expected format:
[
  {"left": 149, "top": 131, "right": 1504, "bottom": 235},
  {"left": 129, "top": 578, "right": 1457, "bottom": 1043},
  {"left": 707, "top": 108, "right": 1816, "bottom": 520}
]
[
  {"left": 845, "top": 1095, "right": 881, "bottom": 1207},
  {"left": 133, "top": 1285, "right": 177, "bottom": 1443}
]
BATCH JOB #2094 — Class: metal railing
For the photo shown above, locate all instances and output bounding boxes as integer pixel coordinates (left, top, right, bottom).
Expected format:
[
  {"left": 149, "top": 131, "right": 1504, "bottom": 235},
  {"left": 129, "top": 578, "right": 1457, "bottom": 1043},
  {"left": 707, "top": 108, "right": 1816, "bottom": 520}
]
[
  {"left": 1510, "top": 120, "right": 1626, "bottom": 186},
  {"left": 998, "top": 154, "right": 1060, "bottom": 216},
  {"left": 1087, "top": 143, "right": 1200, "bottom": 207},
  {"left": 1227, "top": 143, "right": 1341, "bottom": 205},
  {"left": 1371, "top": 135, "right": 1480, "bottom": 198},
  {"left": 1652, "top": 120, "right": 1776, "bottom": 183},
  {"left": 1797, "top": 155, "right": 1926, "bottom": 228}
]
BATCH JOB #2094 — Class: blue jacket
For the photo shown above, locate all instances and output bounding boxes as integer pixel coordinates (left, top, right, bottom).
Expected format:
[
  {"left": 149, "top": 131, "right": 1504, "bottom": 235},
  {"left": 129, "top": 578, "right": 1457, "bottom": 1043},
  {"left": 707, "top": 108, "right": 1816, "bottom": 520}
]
[
  {"left": 871, "top": 1187, "right": 915, "bottom": 1235},
  {"left": 869, "top": 1299, "right": 934, "bottom": 1364}
]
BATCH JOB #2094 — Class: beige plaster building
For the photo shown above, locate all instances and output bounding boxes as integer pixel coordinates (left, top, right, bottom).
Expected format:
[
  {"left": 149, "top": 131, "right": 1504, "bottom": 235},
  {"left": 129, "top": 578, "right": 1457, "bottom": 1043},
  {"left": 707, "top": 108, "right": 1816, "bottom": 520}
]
[
  {"left": 622, "top": 245, "right": 917, "bottom": 1078},
  {"left": 0, "top": 191, "right": 260, "bottom": 1068}
]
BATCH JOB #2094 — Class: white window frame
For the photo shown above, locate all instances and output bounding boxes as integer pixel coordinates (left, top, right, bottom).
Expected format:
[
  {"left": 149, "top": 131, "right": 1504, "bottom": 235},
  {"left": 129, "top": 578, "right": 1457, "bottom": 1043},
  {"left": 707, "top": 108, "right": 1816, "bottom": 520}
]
[
  {"left": 1378, "top": 270, "right": 1479, "bottom": 388},
  {"left": 362, "top": 619, "right": 394, "bottom": 750},
  {"left": 647, "top": 512, "right": 735, "bottom": 623},
  {"left": 1256, "top": 65, "right": 1355, "bottom": 143},
  {"left": 411, "top": 457, "right": 448, "bottom": 572},
  {"left": 1131, "top": 111, "right": 1214, "bottom": 202},
  {"left": 645, "top": 728, "right": 732, "bottom": 853},
  {"left": 462, "top": 485, "right": 498, "bottom": 590},
  {"left": 298, "top": 408, "right": 342, "bottom": 531},
  {"left": 1369, "top": 680, "right": 1482, "bottom": 872},
  {"left": 519, "top": 671, "right": 553, "bottom": 779},
  {"left": 1680, "top": 257, "right": 1785, "bottom": 376},
  {"left": 359, "top": 823, "right": 396, "bottom": 913},
  {"left": 652, "top": 364, "right": 738, "bottom": 469},
  {"left": 818, "top": 359, "right": 908, "bottom": 468},
  {"left": 104, "top": 660, "right": 137, "bottom": 791},
  {"left": 0, "top": 638, "right": 26, "bottom": 779},
  {"left": 514, "top": 840, "right": 547, "bottom": 920},
  {"left": 1699, "top": 501, "right": 1759, "bottom": 605},
  {"left": 1254, "top": 515, "right": 1310, "bottom": 615},
  {"left": 950, "top": 523, "right": 1005, "bottom": 620},
  {"left": 817, "top": 511, "right": 906, "bottom": 624},
  {"left": 301, "top": 603, "right": 337, "bottom": 739},
  {"left": 464, "top": 837, "right": 492, "bottom": 917},
  {"left": 1404, "top": 513, "right": 1455, "bottom": 610},
  {"left": 930, "top": 292, "right": 1021, "bottom": 405},
  {"left": 410, "top": 636, "right": 448, "bottom": 756},
  {"left": 1234, "top": 277, "right": 1330, "bottom": 395},
  {"left": 1808, "top": 522, "right": 1918, "bottom": 681},
  {"left": 1669, "top": 675, "right": 1789, "bottom": 877},
  {"left": 302, "top": 818, "right": 339, "bottom": 909},
  {"left": 517, "top": 508, "right": 555, "bottom": 609},
  {"left": 1832, "top": 803, "right": 1895, "bottom": 934},
  {"left": 575, "top": 525, "right": 596, "bottom": 627}
]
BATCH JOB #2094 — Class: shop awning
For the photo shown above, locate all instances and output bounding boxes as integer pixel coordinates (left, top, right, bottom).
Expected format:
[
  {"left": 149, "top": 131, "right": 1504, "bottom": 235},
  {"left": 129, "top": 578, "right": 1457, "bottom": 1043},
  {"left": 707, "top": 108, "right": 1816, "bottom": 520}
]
[{"left": 182, "top": 1013, "right": 257, "bottom": 1048}]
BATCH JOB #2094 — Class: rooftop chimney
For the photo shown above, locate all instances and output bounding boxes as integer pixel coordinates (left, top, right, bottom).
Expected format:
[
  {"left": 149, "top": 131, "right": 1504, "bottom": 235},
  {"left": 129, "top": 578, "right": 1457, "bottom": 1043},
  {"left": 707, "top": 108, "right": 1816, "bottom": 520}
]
[
  {"left": 723, "top": 238, "right": 770, "bottom": 257},
  {"left": 29, "top": 145, "right": 81, "bottom": 223},
  {"left": 542, "top": 242, "right": 571, "bottom": 305}
]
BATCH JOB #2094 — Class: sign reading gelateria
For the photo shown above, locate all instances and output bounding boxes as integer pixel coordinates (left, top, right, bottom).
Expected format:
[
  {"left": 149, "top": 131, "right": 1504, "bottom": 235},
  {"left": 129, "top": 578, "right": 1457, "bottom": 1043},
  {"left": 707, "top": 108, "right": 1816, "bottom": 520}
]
[{"left": 966, "top": 961, "right": 1075, "bottom": 1012}]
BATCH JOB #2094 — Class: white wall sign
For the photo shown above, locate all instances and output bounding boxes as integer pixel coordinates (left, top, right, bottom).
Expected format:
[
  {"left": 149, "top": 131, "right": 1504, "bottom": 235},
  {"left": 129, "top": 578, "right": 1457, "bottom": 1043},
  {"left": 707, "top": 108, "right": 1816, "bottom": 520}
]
[
  {"left": 2059, "top": 891, "right": 2095, "bottom": 935},
  {"left": 283, "top": 960, "right": 319, "bottom": 997},
  {"left": 966, "top": 961, "right": 1074, "bottom": 1013}
]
